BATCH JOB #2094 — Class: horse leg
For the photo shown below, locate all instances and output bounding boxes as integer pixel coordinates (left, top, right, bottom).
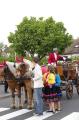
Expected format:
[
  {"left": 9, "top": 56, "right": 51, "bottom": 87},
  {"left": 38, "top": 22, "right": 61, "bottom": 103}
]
[
  {"left": 17, "top": 85, "right": 22, "bottom": 109},
  {"left": 6, "top": 80, "right": 16, "bottom": 109},
  {"left": 24, "top": 86, "right": 27, "bottom": 104},
  {"left": 4, "top": 81, "right": 8, "bottom": 93},
  {"left": 24, "top": 80, "right": 33, "bottom": 109},
  {"left": 11, "top": 91, "right": 16, "bottom": 109}
]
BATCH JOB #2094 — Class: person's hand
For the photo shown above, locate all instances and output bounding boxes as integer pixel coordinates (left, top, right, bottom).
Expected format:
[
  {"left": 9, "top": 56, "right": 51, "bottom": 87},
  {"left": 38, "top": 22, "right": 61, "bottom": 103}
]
[{"left": 63, "top": 57, "right": 66, "bottom": 61}]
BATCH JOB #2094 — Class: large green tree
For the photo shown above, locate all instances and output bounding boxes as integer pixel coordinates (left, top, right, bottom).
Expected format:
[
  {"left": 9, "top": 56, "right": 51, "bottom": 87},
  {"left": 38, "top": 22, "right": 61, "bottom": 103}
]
[{"left": 8, "top": 16, "right": 72, "bottom": 59}]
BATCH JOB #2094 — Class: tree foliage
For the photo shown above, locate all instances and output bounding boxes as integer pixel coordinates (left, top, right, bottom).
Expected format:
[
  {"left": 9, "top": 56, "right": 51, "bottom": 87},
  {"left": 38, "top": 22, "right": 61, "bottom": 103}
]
[
  {"left": 0, "top": 42, "right": 4, "bottom": 51},
  {"left": 8, "top": 16, "right": 72, "bottom": 59}
]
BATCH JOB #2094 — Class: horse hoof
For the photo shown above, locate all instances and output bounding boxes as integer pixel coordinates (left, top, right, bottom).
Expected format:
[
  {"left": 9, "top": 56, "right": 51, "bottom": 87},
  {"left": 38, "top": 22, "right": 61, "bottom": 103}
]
[
  {"left": 19, "top": 106, "right": 23, "bottom": 109},
  {"left": 29, "top": 107, "right": 33, "bottom": 110},
  {"left": 24, "top": 100, "right": 27, "bottom": 104},
  {"left": 27, "top": 106, "right": 33, "bottom": 110},
  {"left": 11, "top": 106, "right": 16, "bottom": 109}
]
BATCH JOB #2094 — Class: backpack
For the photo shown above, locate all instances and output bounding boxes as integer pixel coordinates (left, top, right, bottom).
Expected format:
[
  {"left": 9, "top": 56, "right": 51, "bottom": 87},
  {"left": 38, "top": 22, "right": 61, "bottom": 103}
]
[
  {"left": 43, "top": 72, "right": 55, "bottom": 85},
  {"left": 55, "top": 74, "right": 61, "bottom": 86}
]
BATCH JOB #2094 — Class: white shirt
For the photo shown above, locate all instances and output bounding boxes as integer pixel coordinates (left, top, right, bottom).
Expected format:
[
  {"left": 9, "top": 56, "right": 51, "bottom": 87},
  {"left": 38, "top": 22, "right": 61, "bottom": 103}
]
[
  {"left": 32, "top": 64, "right": 44, "bottom": 88},
  {"left": 54, "top": 53, "right": 57, "bottom": 61}
]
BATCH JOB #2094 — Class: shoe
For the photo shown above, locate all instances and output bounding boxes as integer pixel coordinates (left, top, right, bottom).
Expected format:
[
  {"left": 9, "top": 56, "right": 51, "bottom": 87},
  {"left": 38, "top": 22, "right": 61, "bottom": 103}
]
[
  {"left": 33, "top": 113, "right": 38, "bottom": 115},
  {"left": 37, "top": 113, "right": 43, "bottom": 116},
  {"left": 52, "top": 111, "right": 56, "bottom": 114},
  {"left": 33, "top": 113, "right": 43, "bottom": 116},
  {"left": 33, "top": 113, "right": 38, "bottom": 116},
  {"left": 57, "top": 109, "right": 62, "bottom": 111},
  {"left": 46, "top": 110, "right": 53, "bottom": 112}
]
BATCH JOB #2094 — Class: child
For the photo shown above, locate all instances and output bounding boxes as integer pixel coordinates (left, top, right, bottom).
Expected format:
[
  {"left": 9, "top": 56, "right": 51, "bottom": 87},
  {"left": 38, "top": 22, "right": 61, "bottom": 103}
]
[
  {"left": 55, "top": 68, "right": 62, "bottom": 111},
  {"left": 42, "top": 65, "right": 56, "bottom": 113}
]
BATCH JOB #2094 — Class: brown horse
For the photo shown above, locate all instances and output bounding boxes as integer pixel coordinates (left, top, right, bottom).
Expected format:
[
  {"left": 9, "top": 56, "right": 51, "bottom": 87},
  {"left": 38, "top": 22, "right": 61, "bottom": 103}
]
[
  {"left": 57, "top": 62, "right": 77, "bottom": 81},
  {"left": 57, "top": 62, "right": 79, "bottom": 98},
  {"left": 17, "top": 62, "right": 33, "bottom": 109},
  {"left": 3, "top": 61, "right": 33, "bottom": 109}
]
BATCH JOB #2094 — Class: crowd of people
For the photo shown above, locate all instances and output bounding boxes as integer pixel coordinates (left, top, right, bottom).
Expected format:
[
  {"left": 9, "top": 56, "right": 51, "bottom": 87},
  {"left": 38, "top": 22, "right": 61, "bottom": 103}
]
[{"left": 32, "top": 47, "right": 64, "bottom": 116}]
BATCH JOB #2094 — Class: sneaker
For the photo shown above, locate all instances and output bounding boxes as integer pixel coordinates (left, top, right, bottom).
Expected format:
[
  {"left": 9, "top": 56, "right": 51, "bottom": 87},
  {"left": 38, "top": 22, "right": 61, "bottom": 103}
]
[
  {"left": 33, "top": 113, "right": 38, "bottom": 116},
  {"left": 37, "top": 113, "right": 43, "bottom": 116}
]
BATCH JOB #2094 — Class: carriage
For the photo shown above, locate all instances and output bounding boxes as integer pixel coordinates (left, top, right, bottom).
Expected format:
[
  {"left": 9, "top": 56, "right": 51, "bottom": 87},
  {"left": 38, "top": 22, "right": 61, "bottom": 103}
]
[{"left": 56, "top": 61, "right": 79, "bottom": 99}]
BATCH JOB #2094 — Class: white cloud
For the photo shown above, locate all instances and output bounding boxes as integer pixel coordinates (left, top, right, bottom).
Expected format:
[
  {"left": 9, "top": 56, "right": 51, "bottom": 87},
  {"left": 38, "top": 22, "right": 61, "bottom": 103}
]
[{"left": 0, "top": 0, "right": 79, "bottom": 45}]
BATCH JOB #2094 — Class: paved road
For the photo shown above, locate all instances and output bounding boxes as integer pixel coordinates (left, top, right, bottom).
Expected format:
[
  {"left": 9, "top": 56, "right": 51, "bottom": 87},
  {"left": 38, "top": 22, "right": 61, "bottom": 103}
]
[{"left": 0, "top": 85, "right": 79, "bottom": 120}]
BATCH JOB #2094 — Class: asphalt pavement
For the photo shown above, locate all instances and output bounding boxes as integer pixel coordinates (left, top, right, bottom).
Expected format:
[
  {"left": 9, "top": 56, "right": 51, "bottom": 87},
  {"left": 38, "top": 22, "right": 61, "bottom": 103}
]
[
  {"left": 0, "top": 85, "right": 79, "bottom": 120},
  {"left": 0, "top": 84, "right": 11, "bottom": 99}
]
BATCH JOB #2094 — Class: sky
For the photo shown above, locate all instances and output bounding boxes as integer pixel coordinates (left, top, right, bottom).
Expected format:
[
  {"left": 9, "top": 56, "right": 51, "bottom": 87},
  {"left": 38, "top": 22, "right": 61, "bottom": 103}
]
[{"left": 0, "top": 0, "right": 79, "bottom": 45}]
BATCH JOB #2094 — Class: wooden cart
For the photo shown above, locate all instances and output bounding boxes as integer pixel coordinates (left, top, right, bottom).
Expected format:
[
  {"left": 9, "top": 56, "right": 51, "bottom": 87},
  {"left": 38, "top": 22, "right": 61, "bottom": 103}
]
[{"left": 57, "top": 62, "right": 79, "bottom": 99}]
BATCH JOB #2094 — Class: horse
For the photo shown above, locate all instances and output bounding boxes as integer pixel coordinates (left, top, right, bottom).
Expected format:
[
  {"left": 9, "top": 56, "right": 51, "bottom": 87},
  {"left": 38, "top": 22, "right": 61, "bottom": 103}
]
[
  {"left": 16, "top": 62, "right": 34, "bottom": 109},
  {"left": 3, "top": 61, "right": 33, "bottom": 109}
]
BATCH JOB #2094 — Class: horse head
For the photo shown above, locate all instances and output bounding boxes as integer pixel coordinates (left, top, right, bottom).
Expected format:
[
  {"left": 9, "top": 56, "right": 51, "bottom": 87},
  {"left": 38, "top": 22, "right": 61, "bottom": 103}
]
[
  {"left": 17, "top": 62, "right": 32, "bottom": 80},
  {"left": 4, "top": 61, "right": 19, "bottom": 80},
  {"left": 18, "top": 62, "right": 30, "bottom": 76}
]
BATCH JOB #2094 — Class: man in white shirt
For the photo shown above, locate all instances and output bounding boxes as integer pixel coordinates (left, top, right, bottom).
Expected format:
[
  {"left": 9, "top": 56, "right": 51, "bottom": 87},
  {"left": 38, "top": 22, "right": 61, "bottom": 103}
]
[{"left": 32, "top": 57, "right": 44, "bottom": 116}]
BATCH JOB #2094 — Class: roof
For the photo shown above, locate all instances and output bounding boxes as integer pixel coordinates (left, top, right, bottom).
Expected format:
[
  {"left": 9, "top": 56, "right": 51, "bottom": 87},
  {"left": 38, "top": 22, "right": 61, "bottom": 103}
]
[{"left": 64, "top": 39, "right": 79, "bottom": 55}]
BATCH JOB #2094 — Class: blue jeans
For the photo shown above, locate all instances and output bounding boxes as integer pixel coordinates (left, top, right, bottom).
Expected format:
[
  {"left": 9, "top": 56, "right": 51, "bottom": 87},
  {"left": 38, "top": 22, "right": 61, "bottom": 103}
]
[{"left": 33, "top": 88, "right": 43, "bottom": 114}]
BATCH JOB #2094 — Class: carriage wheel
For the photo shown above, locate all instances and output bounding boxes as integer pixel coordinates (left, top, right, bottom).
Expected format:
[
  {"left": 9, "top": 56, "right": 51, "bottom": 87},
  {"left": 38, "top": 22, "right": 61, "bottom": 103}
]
[{"left": 66, "top": 83, "right": 73, "bottom": 99}]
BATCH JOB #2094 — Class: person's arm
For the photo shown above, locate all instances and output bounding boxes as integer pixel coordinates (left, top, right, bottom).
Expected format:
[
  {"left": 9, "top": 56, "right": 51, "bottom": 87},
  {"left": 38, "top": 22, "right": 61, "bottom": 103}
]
[
  {"left": 33, "top": 68, "right": 42, "bottom": 81},
  {"left": 58, "top": 55, "right": 66, "bottom": 61},
  {"left": 48, "top": 53, "right": 53, "bottom": 64}
]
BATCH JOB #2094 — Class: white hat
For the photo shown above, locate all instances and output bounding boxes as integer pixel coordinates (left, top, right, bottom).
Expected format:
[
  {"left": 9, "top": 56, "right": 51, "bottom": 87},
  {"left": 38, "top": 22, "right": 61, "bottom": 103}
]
[
  {"left": 53, "top": 48, "right": 58, "bottom": 51},
  {"left": 34, "top": 53, "right": 38, "bottom": 57}
]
